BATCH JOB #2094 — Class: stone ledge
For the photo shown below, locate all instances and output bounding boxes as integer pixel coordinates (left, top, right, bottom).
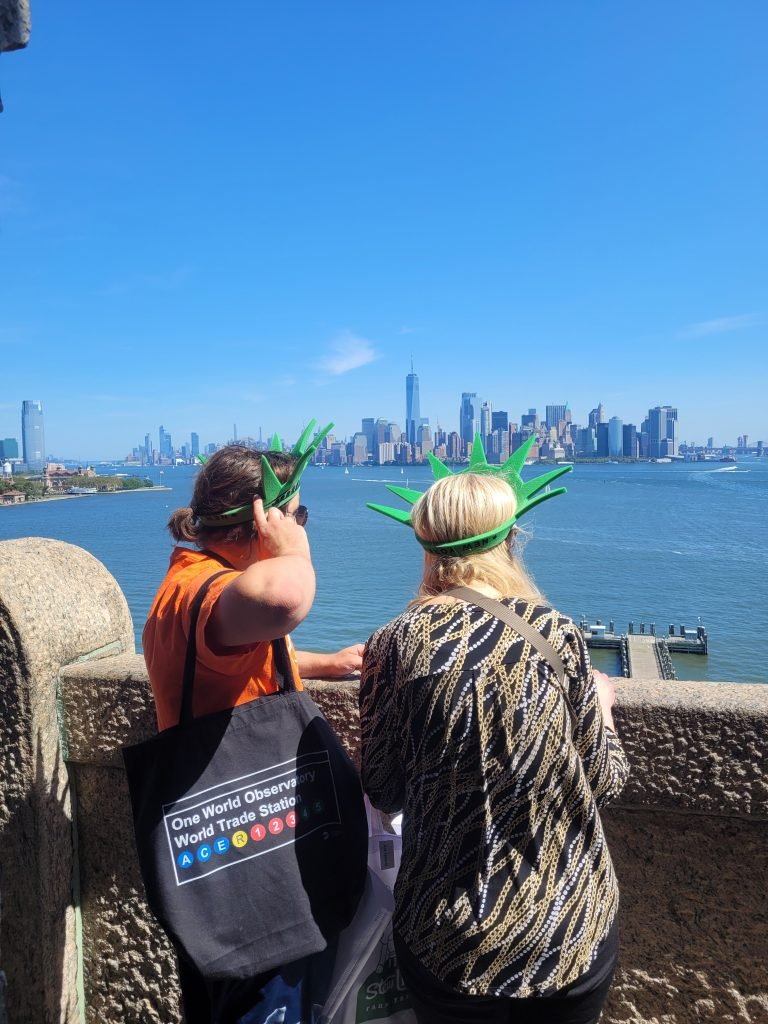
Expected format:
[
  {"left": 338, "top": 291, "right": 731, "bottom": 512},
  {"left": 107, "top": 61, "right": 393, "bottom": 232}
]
[{"left": 59, "top": 659, "right": 768, "bottom": 817}]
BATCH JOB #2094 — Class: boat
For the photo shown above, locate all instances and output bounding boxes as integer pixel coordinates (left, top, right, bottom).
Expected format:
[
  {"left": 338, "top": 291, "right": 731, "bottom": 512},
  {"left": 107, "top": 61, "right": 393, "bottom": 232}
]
[
  {"left": 719, "top": 456, "right": 736, "bottom": 463},
  {"left": 67, "top": 486, "right": 98, "bottom": 495},
  {"left": 344, "top": 467, "right": 349, "bottom": 475}
]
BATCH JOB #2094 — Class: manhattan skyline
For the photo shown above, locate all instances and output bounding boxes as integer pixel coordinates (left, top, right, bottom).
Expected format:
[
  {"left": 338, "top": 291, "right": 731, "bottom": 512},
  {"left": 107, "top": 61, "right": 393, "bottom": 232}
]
[{"left": 2, "top": 2, "right": 766, "bottom": 457}]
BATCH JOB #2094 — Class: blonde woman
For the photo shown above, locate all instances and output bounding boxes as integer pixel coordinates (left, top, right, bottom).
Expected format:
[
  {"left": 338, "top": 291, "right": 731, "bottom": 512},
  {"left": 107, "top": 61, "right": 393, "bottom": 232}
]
[{"left": 360, "top": 448, "right": 629, "bottom": 1024}]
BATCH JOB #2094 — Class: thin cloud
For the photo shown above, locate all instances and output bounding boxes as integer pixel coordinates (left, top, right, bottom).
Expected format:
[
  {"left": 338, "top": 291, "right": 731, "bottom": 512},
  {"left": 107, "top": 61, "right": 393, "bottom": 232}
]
[
  {"left": 315, "top": 331, "right": 379, "bottom": 375},
  {"left": 678, "top": 313, "right": 764, "bottom": 338}
]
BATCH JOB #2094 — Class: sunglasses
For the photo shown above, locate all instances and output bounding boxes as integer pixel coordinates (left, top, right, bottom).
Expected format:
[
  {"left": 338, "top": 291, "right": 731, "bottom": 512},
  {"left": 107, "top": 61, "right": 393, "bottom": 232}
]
[{"left": 289, "top": 505, "right": 309, "bottom": 527}]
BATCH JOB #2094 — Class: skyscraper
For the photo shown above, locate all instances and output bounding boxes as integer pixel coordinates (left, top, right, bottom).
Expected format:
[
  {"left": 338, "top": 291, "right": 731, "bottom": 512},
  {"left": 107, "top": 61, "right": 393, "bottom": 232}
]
[
  {"left": 405, "top": 362, "right": 420, "bottom": 447},
  {"left": 460, "top": 393, "right": 478, "bottom": 446},
  {"left": 480, "top": 401, "right": 493, "bottom": 441},
  {"left": 608, "top": 417, "right": 623, "bottom": 458},
  {"left": 191, "top": 432, "right": 200, "bottom": 458},
  {"left": 545, "top": 404, "right": 567, "bottom": 431},
  {"left": 159, "top": 425, "right": 173, "bottom": 459},
  {"left": 21, "top": 400, "right": 45, "bottom": 471},
  {"left": 648, "top": 406, "right": 678, "bottom": 459}
]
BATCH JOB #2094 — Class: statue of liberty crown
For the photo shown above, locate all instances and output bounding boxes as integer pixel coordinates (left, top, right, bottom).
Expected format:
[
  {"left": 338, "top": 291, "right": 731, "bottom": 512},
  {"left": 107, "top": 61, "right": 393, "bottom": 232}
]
[
  {"left": 194, "top": 419, "right": 332, "bottom": 527},
  {"left": 367, "top": 433, "right": 571, "bottom": 555}
]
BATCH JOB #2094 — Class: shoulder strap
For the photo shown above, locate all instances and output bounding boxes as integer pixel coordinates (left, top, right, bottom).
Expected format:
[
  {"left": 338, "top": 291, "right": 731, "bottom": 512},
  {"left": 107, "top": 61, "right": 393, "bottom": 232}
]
[
  {"left": 179, "top": 570, "right": 235, "bottom": 727},
  {"left": 446, "top": 586, "right": 576, "bottom": 728},
  {"left": 178, "top": 565, "right": 301, "bottom": 727}
]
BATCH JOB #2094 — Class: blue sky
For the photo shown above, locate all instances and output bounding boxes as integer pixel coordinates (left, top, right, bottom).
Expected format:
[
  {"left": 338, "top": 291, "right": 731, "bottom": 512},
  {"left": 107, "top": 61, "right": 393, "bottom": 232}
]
[{"left": 2, "top": 1, "right": 766, "bottom": 458}]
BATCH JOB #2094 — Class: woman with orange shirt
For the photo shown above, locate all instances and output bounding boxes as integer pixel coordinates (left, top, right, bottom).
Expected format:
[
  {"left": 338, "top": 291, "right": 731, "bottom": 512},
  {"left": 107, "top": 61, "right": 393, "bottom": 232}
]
[{"left": 142, "top": 436, "right": 363, "bottom": 1024}]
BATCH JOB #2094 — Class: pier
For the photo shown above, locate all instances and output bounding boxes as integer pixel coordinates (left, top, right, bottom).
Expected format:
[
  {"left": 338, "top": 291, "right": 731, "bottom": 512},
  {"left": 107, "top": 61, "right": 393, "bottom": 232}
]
[{"left": 579, "top": 618, "right": 708, "bottom": 681}]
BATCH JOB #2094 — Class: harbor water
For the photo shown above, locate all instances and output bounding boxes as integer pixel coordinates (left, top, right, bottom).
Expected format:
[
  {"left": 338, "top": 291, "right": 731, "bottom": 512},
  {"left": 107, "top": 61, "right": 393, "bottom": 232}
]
[{"left": 1, "top": 459, "right": 766, "bottom": 683}]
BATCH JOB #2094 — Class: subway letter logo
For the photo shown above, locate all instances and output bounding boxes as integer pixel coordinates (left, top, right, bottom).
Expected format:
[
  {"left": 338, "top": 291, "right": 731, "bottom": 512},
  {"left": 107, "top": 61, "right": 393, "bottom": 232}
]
[{"left": 162, "top": 752, "right": 342, "bottom": 885}]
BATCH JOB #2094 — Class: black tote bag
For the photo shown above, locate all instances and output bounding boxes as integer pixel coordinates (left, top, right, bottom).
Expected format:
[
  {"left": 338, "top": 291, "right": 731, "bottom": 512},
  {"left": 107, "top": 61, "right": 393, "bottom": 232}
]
[{"left": 123, "top": 570, "right": 367, "bottom": 980}]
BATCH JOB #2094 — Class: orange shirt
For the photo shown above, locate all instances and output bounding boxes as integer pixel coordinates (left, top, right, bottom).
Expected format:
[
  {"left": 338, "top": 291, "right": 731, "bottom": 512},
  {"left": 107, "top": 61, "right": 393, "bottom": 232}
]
[{"left": 143, "top": 547, "right": 303, "bottom": 731}]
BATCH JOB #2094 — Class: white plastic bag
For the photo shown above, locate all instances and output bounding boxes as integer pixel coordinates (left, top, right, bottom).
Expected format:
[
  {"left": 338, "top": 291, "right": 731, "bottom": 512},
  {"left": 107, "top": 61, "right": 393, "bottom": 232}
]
[
  {"left": 320, "top": 801, "right": 415, "bottom": 1024},
  {"left": 366, "top": 801, "right": 402, "bottom": 889}
]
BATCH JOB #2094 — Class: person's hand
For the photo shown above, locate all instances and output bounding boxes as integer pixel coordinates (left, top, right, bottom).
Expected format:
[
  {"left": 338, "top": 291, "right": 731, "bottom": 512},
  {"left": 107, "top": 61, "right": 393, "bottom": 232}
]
[
  {"left": 252, "top": 498, "right": 311, "bottom": 562},
  {"left": 593, "top": 669, "right": 617, "bottom": 730},
  {"left": 327, "top": 644, "right": 364, "bottom": 677},
  {"left": 294, "top": 644, "right": 365, "bottom": 681}
]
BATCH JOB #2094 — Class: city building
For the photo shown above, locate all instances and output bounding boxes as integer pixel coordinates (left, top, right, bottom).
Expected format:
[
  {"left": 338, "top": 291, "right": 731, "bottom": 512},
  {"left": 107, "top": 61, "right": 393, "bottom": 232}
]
[
  {"left": 352, "top": 433, "right": 369, "bottom": 464},
  {"left": 361, "top": 418, "right": 375, "bottom": 458},
  {"left": 21, "top": 399, "right": 45, "bottom": 471},
  {"left": 545, "top": 404, "right": 567, "bottom": 432},
  {"left": 491, "top": 411, "right": 508, "bottom": 433},
  {"left": 480, "top": 400, "right": 493, "bottom": 442},
  {"left": 191, "top": 433, "right": 200, "bottom": 458},
  {"left": 405, "top": 363, "right": 420, "bottom": 447},
  {"left": 647, "top": 406, "right": 678, "bottom": 459},
  {"left": 622, "top": 424, "right": 638, "bottom": 458},
  {"left": 608, "top": 417, "right": 623, "bottom": 458},
  {"left": 460, "top": 392, "right": 479, "bottom": 447},
  {"left": 0, "top": 437, "right": 19, "bottom": 461},
  {"left": 520, "top": 409, "right": 538, "bottom": 432},
  {"left": 596, "top": 422, "right": 609, "bottom": 457},
  {"left": 158, "top": 425, "right": 173, "bottom": 460}
]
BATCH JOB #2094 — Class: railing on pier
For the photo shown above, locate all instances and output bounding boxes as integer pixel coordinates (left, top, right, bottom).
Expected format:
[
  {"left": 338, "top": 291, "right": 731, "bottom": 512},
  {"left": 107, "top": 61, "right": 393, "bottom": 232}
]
[{"left": 579, "top": 618, "right": 708, "bottom": 681}]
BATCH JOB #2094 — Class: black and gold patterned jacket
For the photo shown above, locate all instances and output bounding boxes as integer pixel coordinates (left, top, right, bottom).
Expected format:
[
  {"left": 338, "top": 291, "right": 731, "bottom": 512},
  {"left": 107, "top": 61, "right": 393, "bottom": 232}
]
[{"left": 360, "top": 597, "right": 630, "bottom": 998}]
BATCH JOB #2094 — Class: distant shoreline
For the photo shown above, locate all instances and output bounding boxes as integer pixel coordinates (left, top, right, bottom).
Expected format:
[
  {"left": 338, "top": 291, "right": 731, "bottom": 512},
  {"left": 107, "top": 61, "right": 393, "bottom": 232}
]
[{"left": 0, "top": 486, "right": 172, "bottom": 509}]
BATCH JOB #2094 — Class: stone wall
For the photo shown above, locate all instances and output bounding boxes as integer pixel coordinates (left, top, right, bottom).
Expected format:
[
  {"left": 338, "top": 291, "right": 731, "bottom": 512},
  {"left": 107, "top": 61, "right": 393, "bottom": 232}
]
[
  {"left": 0, "top": 0, "right": 30, "bottom": 52},
  {"left": 1, "top": 538, "right": 766, "bottom": 1023}
]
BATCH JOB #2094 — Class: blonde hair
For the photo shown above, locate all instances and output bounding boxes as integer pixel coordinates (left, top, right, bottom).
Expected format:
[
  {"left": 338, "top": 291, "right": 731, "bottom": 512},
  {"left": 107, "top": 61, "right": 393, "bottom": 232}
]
[{"left": 410, "top": 473, "right": 544, "bottom": 604}]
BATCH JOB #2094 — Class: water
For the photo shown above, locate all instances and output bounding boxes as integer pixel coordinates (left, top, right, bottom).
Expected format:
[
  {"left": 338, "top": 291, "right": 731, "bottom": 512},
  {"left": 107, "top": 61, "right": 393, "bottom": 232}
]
[{"left": 1, "top": 460, "right": 766, "bottom": 683}]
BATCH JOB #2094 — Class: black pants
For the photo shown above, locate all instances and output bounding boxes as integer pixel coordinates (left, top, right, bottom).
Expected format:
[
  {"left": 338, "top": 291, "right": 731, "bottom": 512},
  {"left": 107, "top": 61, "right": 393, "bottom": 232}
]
[{"left": 393, "top": 919, "right": 619, "bottom": 1024}]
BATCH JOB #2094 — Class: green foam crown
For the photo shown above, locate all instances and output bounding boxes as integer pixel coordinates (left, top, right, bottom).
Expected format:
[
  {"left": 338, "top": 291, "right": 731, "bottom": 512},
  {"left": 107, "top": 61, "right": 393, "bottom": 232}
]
[
  {"left": 195, "top": 419, "right": 332, "bottom": 527},
  {"left": 367, "top": 433, "right": 571, "bottom": 555}
]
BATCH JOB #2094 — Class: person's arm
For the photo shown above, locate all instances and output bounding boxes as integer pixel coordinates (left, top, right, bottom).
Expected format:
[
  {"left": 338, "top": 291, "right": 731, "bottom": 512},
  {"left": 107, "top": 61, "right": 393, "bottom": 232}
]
[
  {"left": 295, "top": 645, "right": 364, "bottom": 680},
  {"left": 208, "top": 499, "right": 316, "bottom": 647},
  {"left": 359, "top": 627, "right": 405, "bottom": 814},
  {"left": 561, "top": 624, "right": 630, "bottom": 808}
]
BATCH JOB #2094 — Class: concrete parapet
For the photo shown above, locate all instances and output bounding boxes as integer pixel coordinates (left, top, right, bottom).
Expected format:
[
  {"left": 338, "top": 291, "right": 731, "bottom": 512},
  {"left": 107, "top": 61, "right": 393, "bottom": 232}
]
[
  {"left": 0, "top": 538, "right": 766, "bottom": 1022},
  {"left": 0, "top": 538, "right": 134, "bottom": 1024}
]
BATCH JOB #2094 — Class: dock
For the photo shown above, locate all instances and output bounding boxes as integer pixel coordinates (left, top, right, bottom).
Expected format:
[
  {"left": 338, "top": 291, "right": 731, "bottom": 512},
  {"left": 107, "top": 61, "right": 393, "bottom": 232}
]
[{"left": 579, "top": 618, "right": 708, "bottom": 680}]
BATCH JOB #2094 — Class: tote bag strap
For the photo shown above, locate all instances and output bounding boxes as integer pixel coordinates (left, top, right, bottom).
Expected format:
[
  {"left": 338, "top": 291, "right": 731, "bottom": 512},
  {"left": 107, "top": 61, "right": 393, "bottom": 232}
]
[
  {"left": 446, "top": 586, "right": 577, "bottom": 728},
  {"left": 178, "top": 566, "right": 302, "bottom": 727},
  {"left": 178, "top": 569, "right": 236, "bottom": 727}
]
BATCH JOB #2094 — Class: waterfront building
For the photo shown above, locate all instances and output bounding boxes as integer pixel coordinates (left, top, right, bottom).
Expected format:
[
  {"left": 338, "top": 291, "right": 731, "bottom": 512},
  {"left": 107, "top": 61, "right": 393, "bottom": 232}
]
[
  {"left": 352, "top": 433, "right": 369, "bottom": 465},
  {"left": 361, "top": 418, "right": 375, "bottom": 458},
  {"left": 577, "top": 427, "right": 596, "bottom": 456},
  {"left": 21, "top": 399, "right": 45, "bottom": 471},
  {"left": 405, "top": 363, "right": 420, "bottom": 447},
  {"left": 647, "top": 406, "right": 678, "bottom": 459},
  {"left": 608, "top": 417, "right": 623, "bottom": 458},
  {"left": 377, "top": 441, "right": 396, "bottom": 464},
  {"left": 623, "top": 424, "right": 638, "bottom": 458},
  {"left": 459, "top": 392, "right": 478, "bottom": 449},
  {"left": 0, "top": 437, "right": 19, "bottom": 461},
  {"left": 596, "top": 422, "right": 609, "bottom": 457},
  {"left": 190, "top": 432, "right": 200, "bottom": 458}
]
